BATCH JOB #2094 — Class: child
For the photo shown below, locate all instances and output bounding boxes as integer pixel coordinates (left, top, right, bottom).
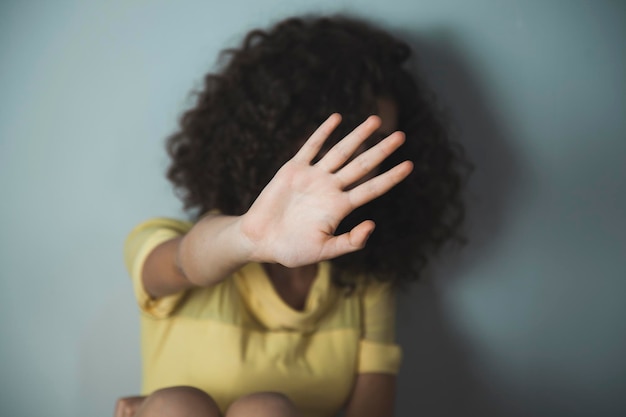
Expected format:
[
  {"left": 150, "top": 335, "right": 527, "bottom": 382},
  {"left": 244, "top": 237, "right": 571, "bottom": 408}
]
[{"left": 116, "top": 15, "right": 469, "bottom": 417}]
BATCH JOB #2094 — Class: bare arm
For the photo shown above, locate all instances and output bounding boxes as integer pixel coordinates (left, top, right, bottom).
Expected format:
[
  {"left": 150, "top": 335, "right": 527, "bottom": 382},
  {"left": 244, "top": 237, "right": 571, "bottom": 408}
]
[
  {"left": 142, "top": 114, "right": 413, "bottom": 298},
  {"left": 344, "top": 374, "right": 397, "bottom": 417},
  {"left": 141, "top": 214, "right": 250, "bottom": 298}
]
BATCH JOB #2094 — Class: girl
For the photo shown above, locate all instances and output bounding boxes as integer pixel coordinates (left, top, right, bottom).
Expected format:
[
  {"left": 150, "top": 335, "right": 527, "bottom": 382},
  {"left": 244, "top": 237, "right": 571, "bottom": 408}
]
[{"left": 116, "top": 15, "right": 469, "bottom": 417}]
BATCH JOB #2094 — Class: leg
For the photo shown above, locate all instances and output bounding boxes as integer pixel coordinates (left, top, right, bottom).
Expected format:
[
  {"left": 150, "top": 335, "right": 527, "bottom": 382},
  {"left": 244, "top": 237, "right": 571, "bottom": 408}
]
[
  {"left": 225, "top": 392, "right": 299, "bottom": 417},
  {"left": 135, "top": 386, "right": 222, "bottom": 417}
]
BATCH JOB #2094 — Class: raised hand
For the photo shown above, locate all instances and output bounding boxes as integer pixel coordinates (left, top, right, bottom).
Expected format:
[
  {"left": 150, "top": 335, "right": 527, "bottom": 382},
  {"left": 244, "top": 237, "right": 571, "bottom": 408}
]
[{"left": 239, "top": 113, "right": 413, "bottom": 267}]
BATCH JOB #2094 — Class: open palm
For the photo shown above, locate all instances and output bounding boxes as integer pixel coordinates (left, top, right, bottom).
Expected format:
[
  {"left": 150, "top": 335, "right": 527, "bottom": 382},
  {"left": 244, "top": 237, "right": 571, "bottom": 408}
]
[{"left": 240, "top": 114, "right": 413, "bottom": 267}]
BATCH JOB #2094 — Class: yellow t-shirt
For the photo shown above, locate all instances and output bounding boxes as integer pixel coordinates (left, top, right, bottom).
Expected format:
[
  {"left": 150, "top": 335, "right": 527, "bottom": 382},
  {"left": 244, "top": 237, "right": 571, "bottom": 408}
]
[{"left": 124, "top": 218, "right": 402, "bottom": 417}]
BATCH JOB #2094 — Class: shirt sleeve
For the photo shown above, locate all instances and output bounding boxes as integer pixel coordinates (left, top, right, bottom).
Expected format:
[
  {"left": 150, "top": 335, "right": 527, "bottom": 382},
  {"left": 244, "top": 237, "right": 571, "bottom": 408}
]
[
  {"left": 357, "top": 281, "right": 403, "bottom": 375},
  {"left": 123, "top": 217, "right": 193, "bottom": 319}
]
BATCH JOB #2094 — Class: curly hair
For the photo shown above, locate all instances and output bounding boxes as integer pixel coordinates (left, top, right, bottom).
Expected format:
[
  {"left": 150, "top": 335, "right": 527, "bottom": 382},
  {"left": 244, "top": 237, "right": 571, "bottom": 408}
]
[{"left": 166, "top": 15, "right": 472, "bottom": 288}]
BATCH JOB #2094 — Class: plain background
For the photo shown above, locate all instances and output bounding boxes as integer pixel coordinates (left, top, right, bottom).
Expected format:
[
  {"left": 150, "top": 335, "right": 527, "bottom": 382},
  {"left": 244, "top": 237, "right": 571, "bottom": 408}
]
[{"left": 1, "top": 1, "right": 624, "bottom": 416}]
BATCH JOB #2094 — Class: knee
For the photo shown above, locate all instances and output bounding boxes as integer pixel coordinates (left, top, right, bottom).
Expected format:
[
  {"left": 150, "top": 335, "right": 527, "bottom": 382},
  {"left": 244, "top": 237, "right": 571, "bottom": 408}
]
[
  {"left": 137, "top": 386, "right": 221, "bottom": 417},
  {"left": 226, "top": 392, "right": 298, "bottom": 417}
]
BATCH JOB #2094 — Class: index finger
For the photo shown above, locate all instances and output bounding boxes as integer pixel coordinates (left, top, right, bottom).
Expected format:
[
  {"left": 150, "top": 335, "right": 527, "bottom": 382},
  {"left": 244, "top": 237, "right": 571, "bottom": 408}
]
[{"left": 292, "top": 113, "right": 342, "bottom": 163}]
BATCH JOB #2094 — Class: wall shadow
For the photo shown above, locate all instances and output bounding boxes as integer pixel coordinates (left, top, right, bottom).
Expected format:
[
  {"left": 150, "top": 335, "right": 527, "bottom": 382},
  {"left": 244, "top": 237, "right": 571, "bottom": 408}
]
[{"left": 391, "top": 28, "right": 525, "bottom": 416}]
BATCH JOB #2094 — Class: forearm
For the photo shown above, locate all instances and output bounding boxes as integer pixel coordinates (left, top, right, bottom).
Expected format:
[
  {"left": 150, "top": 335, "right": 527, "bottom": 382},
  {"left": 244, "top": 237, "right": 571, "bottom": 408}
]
[
  {"left": 178, "top": 214, "right": 252, "bottom": 286},
  {"left": 143, "top": 214, "right": 252, "bottom": 298}
]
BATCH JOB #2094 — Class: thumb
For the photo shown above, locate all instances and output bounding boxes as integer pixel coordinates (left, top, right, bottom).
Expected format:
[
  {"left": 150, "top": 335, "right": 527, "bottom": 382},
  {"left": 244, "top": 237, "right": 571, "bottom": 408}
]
[{"left": 320, "top": 220, "right": 375, "bottom": 260}]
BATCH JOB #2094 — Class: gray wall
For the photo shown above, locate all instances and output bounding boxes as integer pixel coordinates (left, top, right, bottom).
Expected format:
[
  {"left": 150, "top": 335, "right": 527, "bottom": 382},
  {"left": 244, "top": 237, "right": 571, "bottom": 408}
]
[{"left": 1, "top": 1, "right": 624, "bottom": 416}]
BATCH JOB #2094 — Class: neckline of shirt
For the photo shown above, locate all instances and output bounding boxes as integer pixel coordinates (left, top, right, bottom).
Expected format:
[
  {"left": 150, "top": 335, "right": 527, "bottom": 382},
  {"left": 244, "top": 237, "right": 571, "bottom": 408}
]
[{"left": 234, "top": 261, "right": 337, "bottom": 332}]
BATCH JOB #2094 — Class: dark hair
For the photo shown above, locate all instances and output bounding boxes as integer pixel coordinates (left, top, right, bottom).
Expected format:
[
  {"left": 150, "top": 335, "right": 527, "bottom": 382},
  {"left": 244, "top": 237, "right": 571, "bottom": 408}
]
[{"left": 166, "top": 15, "right": 472, "bottom": 287}]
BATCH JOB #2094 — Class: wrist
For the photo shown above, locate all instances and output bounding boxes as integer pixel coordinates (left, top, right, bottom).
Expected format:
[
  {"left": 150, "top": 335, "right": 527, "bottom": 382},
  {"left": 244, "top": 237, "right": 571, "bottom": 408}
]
[
  {"left": 238, "top": 211, "right": 275, "bottom": 264},
  {"left": 233, "top": 213, "right": 262, "bottom": 263},
  {"left": 183, "top": 214, "right": 256, "bottom": 285}
]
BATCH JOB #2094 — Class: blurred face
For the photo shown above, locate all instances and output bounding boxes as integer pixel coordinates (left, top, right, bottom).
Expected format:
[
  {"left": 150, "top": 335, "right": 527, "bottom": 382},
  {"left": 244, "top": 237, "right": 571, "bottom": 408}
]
[
  {"left": 355, "top": 97, "right": 399, "bottom": 157},
  {"left": 345, "top": 97, "right": 399, "bottom": 188},
  {"left": 376, "top": 97, "right": 399, "bottom": 138},
  {"left": 334, "top": 97, "right": 400, "bottom": 232}
]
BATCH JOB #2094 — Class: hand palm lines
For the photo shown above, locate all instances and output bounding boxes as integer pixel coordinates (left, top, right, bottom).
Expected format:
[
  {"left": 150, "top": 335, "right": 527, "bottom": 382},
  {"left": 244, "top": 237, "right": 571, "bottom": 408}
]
[{"left": 242, "top": 113, "right": 413, "bottom": 267}]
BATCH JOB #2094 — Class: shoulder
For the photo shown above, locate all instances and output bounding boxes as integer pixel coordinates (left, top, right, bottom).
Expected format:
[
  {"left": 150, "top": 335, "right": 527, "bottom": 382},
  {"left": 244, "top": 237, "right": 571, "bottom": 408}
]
[
  {"left": 354, "top": 278, "right": 396, "bottom": 305},
  {"left": 124, "top": 218, "right": 193, "bottom": 267},
  {"left": 126, "top": 217, "right": 193, "bottom": 239}
]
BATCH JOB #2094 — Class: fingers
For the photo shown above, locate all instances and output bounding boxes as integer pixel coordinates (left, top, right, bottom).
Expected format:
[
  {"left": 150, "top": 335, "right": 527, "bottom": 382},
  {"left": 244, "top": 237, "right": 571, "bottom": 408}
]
[
  {"left": 115, "top": 396, "right": 146, "bottom": 417},
  {"left": 348, "top": 160, "right": 414, "bottom": 208},
  {"left": 114, "top": 398, "right": 128, "bottom": 417},
  {"left": 336, "top": 131, "right": 406, "bottom": 188},
  {"left": 293, "top": 113, "right": 342, "bottom": 163},
  {"left": 320, "top": 220, "right": 376, "bottom": 259},
  {"left": 317, "top": 115, "right": 382, "bottom": 172}
]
